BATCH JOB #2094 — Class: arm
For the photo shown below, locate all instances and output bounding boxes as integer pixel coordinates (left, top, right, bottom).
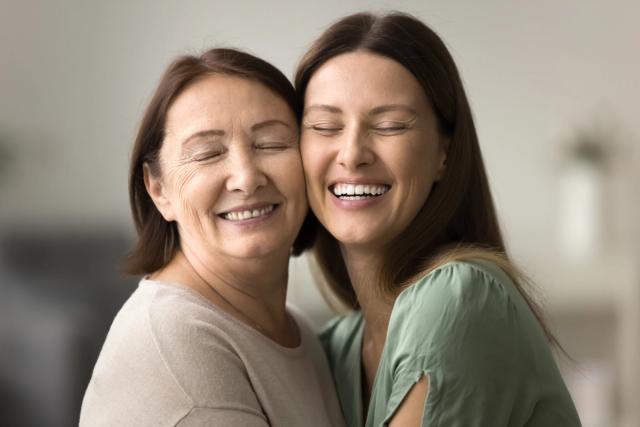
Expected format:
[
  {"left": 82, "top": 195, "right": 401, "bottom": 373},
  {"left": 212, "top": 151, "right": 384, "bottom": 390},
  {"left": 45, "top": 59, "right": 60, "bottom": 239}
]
[{"left": 388, "top": 375, "right": 429, "bottom": 427}]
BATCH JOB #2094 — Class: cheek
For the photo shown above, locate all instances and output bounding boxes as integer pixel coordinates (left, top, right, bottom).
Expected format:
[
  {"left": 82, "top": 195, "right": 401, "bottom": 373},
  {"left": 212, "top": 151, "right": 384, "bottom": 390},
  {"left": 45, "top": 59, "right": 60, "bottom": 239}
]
[
  {"left": 404, "top": 157, "right": 440, "bottom": 211},
  {"left": 169, "top": 165, "right": 222, "bottom": 217},
  {"left": 267, "top": 153, "right": 306, "bottom": 200},
  {"left": 300, "top": 150, "right": 327, "bottom": 208},
  {"left": 403, "top": 136, "right": 441, "bottom": 179},
  {"left": 300, "top": 137, "right": 328, "bottom": 185},
  {"left": 165, "top": 161, "right": 196, "bottom": 193}
]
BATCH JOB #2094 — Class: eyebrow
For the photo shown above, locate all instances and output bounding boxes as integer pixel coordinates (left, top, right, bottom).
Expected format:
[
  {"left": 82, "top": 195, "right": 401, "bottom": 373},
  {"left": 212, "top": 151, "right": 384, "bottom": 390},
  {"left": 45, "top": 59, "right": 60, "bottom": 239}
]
[
  {"left": 251, "top": 119, "right": 292, "bottom": 131},
  {"left": 182, "top": 120, "right": 291, "bottom": 146},
  {"left": 368, "top": 104, "right": 417, "bottom": 116},
  {"left": 304, "top": 104, "right": 417, "bottom": 117},
  {"left": 182, "top": 129, "right": 225, "bottom": 146},
  {"left": 304, "top": 104, "right": 343, "bottom": 115}
]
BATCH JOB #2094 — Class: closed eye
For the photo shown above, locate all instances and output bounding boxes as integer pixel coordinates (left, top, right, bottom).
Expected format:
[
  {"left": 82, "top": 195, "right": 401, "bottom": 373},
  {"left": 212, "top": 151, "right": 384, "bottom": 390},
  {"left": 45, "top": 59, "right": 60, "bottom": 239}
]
[
  {"left": 255, "top": 142, "right": 291, "bottom": 151},
  {"left": 372, "top": 123, "right": 410, "bottom": 135},
  {"left": 308, "top": 125, "right": 343, "bottom": 136},
  {"left": 193, "top": 150, "right": 224, "bottom": 162}
]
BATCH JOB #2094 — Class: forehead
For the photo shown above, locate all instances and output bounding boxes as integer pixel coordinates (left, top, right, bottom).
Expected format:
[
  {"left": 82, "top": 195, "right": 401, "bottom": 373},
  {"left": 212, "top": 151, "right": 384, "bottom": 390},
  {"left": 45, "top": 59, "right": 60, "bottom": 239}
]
[
  {"left": 305, "top": 51, "right": 426, "bottom": 107},
  {"left": 166, "top": 74, "right": 294, "bottom": 133}
]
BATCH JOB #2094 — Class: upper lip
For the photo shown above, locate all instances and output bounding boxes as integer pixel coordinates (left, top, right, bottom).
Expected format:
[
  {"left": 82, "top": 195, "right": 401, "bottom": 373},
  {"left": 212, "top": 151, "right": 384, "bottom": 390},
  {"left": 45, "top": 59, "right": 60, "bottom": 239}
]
[
  {"left": 218, "top": 202, "right": 277, "bottom": 215},
  {"left": 328, "top": 178, "right": 391, "bottom": 187}
]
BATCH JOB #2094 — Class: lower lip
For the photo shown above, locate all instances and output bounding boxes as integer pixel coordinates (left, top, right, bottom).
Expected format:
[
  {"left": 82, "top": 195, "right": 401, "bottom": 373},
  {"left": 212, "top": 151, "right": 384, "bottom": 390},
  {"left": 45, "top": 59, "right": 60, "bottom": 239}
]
[
  {"left": 219, "top": 205, "right": 278, "bottom": 228},
  {"left": 329, "top": 192, "right": 388, "bottom": 210}
]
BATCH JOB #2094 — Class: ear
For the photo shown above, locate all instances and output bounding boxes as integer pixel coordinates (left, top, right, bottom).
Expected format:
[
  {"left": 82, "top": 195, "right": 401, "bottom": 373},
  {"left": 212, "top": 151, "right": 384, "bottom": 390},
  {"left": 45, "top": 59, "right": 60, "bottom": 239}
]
[
  {"left": 143, "top": 162, "right": 176, "bottom": 222},
  {"left": 435, "top": 137, "right": 449, "bottom": 182}
]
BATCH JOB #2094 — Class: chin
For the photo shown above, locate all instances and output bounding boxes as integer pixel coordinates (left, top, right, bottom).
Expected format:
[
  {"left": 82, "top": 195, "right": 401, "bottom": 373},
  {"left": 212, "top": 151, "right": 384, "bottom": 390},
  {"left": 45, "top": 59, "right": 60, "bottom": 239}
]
[
  {"left": 228, "top": 239, "right": 292, "bottom": 260},
  {"left": 331, "top": 228, "right": 380, "bottom": 248}
]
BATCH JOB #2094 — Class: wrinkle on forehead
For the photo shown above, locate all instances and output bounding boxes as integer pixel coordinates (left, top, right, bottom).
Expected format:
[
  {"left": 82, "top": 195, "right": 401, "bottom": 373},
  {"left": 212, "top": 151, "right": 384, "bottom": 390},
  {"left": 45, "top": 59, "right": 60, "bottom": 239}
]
[{"left": 165, "top": 75, "right": 293, "bottom": 140}]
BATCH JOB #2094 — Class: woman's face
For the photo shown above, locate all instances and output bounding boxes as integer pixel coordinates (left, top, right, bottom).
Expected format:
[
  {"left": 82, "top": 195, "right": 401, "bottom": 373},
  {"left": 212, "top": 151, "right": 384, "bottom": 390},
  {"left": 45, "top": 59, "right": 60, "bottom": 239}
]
[
  {"left": 301, "top": 51, "right": 447, "bottom": 252},
  {"left": 146, "top": 74, "right": 306, "bottom": 261}
]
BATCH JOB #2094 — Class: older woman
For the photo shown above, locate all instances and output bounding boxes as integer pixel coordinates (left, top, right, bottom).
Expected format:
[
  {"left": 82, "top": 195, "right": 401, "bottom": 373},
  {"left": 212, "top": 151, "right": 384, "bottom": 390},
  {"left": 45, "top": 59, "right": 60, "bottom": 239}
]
[
  {"left": 80, "top": 48, "right": 344, "bottom": 427},
  {"left": 296, "top": 12, "right": 581, "bottom": 427}
]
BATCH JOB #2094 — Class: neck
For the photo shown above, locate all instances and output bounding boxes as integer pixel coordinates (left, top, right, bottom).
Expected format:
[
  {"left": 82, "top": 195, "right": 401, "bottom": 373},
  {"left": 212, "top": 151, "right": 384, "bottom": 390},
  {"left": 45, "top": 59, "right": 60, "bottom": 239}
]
[
  {"left": 152, "top": 243, "right": 297, "bottom": 346},
  {"left": 342, "top": 244, "right": 396, "bottom": 397},
  {"left": 341, "top": 245, "right": 393, "bottom": 345}
]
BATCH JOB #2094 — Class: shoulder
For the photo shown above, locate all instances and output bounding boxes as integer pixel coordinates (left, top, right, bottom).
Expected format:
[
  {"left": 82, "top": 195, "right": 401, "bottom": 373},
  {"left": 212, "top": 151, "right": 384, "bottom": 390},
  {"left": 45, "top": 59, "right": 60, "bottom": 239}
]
[
  {"left": 394, "top": 259, "right": 520, "bottom": 322},
  {"left": 142, "top": 281, "right": 236, "bottom": 356},
  {"left": 83, "top": 281, "right": 267, "bottom": 423},
  {"left": 142, "top": 282, "right": 261, "bottom": 407},
  {"left": 387, "top": 259, "right": 545, "bottom": 362},
  {"left": 145, "top": 281, "right": 231, "bottom": 344},
  {"left": 401, "top": 259, "right": 512, "bottom": 299},
  {"left": 86, "top": 281, "right": 222, "bottom": 365},
  {"left": 81, "top": 282, "right": 208, "bottom": 424}
]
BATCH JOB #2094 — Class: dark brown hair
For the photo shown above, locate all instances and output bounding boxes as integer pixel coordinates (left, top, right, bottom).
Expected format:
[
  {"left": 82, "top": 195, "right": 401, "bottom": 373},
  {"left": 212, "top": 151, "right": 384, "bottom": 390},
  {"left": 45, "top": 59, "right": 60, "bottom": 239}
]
[
  {"left": 295, "top": 12, "right": 559, "bottom": 346},
  {"left": 126, "top": 48, "right": 312, "bottom": 275}
]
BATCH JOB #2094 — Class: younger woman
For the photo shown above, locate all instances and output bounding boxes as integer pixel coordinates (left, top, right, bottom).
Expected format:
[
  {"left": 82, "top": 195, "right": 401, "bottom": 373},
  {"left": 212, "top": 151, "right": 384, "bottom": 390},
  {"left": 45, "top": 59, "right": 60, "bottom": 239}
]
[{"left": 297, "top": 12, "right": 581, "bottom": 427}]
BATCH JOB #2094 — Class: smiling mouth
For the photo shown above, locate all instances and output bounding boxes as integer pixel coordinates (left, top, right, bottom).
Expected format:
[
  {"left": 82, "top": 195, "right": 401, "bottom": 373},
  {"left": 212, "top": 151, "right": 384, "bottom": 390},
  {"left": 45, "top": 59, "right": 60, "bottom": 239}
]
[
  {"left": 219, "top": 204, "right": 278, "bottom": 221},
  {"left": 329, "top": 183, "right": 391, "bottom": 200}
]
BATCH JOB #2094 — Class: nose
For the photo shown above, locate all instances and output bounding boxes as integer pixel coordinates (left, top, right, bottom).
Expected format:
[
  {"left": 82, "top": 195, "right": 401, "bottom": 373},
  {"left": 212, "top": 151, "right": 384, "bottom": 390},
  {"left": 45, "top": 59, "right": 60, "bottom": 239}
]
[
  {"left": 336, "top": 125, "right": 375, "bottom": 170},
  {"left": 225, "top": 147, "right": 268, "bottom": 195}
]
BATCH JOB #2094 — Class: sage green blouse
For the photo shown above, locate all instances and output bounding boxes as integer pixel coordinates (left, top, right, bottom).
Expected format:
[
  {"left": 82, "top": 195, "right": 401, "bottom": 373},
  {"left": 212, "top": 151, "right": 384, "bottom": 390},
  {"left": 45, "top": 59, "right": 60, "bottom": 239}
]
[{"left": 320, "top": 260, "right": 581, "bottom": 427}]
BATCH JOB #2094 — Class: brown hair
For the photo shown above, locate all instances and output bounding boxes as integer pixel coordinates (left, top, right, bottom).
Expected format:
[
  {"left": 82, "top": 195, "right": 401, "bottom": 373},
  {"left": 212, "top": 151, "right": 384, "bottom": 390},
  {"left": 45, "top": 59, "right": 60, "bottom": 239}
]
[
  {"left": 126, "top": 48, "right": 312, "bottom": 275},
  {"left": 295, "top": 12, "right": 559, "bottom": 346}
]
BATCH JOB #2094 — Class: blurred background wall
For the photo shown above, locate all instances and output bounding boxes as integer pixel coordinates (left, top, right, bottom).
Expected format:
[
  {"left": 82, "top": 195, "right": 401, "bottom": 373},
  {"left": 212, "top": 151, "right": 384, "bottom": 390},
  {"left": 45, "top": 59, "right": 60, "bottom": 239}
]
[{"left": 1, "top": 0, "right": 638, "bottom": 426}]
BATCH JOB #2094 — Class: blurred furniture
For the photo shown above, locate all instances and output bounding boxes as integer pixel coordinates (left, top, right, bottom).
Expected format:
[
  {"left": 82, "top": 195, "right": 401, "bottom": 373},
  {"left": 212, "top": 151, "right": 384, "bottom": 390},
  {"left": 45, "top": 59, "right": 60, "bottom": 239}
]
[
  {"left": 521, "top": 252, "right": 639, "bottom": 427},
  {"left": 0, "top": 229, "right": 138, "bottom": 427}
]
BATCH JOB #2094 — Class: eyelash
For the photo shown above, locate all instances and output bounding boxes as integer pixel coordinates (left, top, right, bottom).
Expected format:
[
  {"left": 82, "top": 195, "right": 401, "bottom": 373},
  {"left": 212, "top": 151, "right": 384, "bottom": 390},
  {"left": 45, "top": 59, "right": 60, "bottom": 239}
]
[
  {"left": 255, "top": 141, "right": 290, "bottom": 151},
  {"left": 307, "top": 123, "right": 409, "bottom": 136},
  {"left": 373, "top": 124, "right": 409, "bottom": 133},
  {"left": 191, "top": 140, "right": 290, "bottom": 160},
  {"left": 308, "top": 125, "right": 343, "bottom": 135},
  {"left": 194, "top": 151, "right": 224, "bottom": 162}
]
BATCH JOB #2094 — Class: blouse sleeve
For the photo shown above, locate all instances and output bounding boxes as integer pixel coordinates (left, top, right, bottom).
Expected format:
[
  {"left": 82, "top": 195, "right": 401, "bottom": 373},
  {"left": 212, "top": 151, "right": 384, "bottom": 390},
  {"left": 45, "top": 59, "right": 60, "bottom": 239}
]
[{"left": 383, "top": 261, "right": 549, "bottom": 426}]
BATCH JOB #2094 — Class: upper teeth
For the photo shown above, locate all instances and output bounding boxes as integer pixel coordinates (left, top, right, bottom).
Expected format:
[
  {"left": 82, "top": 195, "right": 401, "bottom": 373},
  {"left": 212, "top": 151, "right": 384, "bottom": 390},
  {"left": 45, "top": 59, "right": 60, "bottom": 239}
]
[
  {"left": 223, "top": 205, "right": 274, "bottom": 221},
  {"left": 332, "top": 183, "right": 389, "bottom": 196}
]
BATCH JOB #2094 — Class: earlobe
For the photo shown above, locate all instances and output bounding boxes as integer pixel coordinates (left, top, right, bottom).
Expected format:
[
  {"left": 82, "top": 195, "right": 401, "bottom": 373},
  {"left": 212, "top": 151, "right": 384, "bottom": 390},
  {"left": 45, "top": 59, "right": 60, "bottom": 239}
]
[
  {"left": 143, "top": 163, "right": 176, "bottom": 222},
  {"left": 434, "top": 135, "right": 450, "bottom": 181},
  {"left": 435, "top": 149, "right": 448, "bottom": 182}
]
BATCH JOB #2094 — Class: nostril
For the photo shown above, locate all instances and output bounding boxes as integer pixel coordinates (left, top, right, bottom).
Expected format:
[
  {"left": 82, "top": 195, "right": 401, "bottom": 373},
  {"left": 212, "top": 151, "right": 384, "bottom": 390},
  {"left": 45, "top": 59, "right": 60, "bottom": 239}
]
[
  {"left": 226, "top": 168, "right": 268, "bottom": 195},
  {"left": 336, "top": 143, "right": 374, "bottom": 169}
]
